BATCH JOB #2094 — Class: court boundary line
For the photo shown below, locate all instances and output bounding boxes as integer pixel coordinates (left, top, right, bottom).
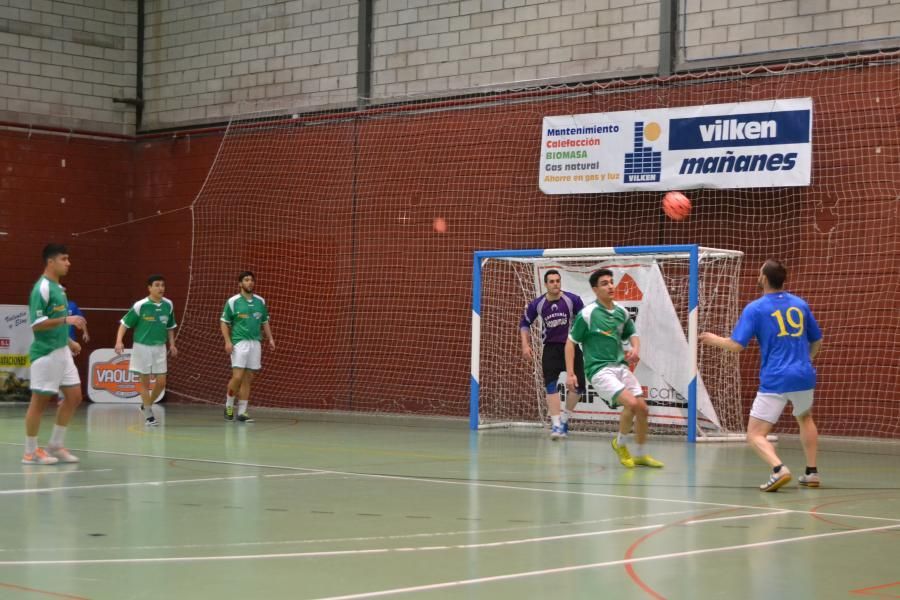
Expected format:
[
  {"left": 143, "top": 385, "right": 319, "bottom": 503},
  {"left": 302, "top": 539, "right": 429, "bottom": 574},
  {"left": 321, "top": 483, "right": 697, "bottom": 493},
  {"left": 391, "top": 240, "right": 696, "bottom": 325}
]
[
  {"left": 309, "top": 522, "right": 900, "bottom": 600},
  {"left": 3, "top": 443, "right": 897, "bottom": 525}
]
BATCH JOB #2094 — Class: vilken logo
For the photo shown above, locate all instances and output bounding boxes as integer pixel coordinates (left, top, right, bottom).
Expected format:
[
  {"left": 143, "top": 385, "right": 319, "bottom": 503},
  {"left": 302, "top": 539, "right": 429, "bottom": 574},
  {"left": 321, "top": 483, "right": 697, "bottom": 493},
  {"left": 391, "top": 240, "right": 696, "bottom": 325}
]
[{"left": 699, "top": 119, "right": 777, "bottom": 142}]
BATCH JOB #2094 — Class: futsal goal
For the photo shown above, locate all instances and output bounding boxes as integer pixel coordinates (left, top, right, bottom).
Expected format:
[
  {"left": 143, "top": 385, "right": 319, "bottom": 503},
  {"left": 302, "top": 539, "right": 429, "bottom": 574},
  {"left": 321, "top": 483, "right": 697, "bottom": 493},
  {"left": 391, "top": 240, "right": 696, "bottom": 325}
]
[{"left": 471, "top": 245, "right": 745, "bottom": 442}]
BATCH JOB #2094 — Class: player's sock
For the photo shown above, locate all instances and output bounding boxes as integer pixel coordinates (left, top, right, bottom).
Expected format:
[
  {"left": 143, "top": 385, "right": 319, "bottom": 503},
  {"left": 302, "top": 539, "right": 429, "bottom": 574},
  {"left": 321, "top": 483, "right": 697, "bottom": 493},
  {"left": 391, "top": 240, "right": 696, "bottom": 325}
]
[
  {"left": 25, "top": 436, "right": 38, "bottom": 455},
  {"left": 551, "top": 415, "right": 561, "bottom": 427},
  {"left": 616, "top": 432, "right": 629, "bottom": 446},
  {"left": 634, "top": 443, "right": 646, "bottom": 456},
  {"left": 560, "top": 409, "right": 568, "bottom": 424},
  {"left": 48, "top": 425, "right": 66, "bottom": 448},
  {"left": 238, "top": 400, "right": 248, "bottom": 416},
  {"left": 773, "top": 464, "right": 784, "bottom": 474},
  {"left": 141, "top": 405, "right": 153, "bottom": 417},
  {"left": 806, "top": 466, "right": 818, "bottom": 475},
  {"left": 226, "top": 394, "right": 236, "bottom": 409}
]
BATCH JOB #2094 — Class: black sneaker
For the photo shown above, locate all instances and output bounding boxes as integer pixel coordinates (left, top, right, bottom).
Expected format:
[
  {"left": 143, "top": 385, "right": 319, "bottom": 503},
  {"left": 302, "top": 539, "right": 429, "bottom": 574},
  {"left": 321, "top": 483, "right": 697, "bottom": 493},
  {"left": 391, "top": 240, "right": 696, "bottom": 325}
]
[
  {"left": 236, "top": 413, "right": 254, "bottom": 423},
  {"left": 144, "top": 415, "right": 159, "bottom": 427},
  {"left": 224, "top": 406, "right": 234, "bottom": 421}
]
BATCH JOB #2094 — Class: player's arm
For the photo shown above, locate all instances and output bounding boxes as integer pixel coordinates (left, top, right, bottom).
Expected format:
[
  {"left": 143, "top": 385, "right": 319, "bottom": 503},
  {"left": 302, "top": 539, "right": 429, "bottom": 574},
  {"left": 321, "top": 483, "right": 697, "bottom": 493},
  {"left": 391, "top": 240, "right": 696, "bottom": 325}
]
[
  {"left": 698, "top": 332, "right": 744, "bottom": 352},
  {"left": 114, "top": 323, "right": 128, "bottom": 354},
  {"left": 622, "top": 316, "right": 640, "bottom": 362},
  {"left": 220, "top": 320, "right": 233, "bottom": 354},
  {"left": 519, "top": 300, "right": 537, "bottom": 359},
  {"left": 809, "top": 337, "right": 822, "bottom": 360},
  {"left": 565, "top": 338, "right": 578, "bottom": 391},
  {"left": 263, "top": 321, "right": 275, "bottom": 350},
  {"left": 167, "top": 329, "right": 178, "bottom": 357},
  {"left": 32, "top": 315, "right": 82, "bottom": 331},
  {"left": 67, "top": 337, "right": 81, "bottom": 357},
  {"left": 71, "top": 303, "right": 90, "bottom": 343}
]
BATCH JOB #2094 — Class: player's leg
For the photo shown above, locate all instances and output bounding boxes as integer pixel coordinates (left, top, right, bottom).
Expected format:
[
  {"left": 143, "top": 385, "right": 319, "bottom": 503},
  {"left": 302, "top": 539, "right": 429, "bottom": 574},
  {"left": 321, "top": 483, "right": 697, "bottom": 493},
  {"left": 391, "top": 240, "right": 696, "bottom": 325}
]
[
  {"left": 617, "top": 388, "right": 663, "bottom": 468},
  {"left": 236, "top": 369, "right": 255, "bottom": 422},
  {"left": 542, "top": 344, "right": 564, "bottom": 439},
  {"left": 225, "top": 340, "right": 249, "bottom": 420},
  {"left": 24, "top": 349, "right": 67, "bottom": 464},
  {"left": 561, "top": 347, "right": 585, "bottom": 435},
  {"left": 24, "top": 392, "right": 56, "bottom": 464},
  {"left": 748, "top": 392, "right": 792, "bottom": 491},
  {"left": 790, "top": 391, "right": 819, "bottom": 487},
  {"left": 225, "top": 368, "right": 244, "bottom": 420},
  {"left": 48, "top": 383, "right": 82, "bottom": 463}
]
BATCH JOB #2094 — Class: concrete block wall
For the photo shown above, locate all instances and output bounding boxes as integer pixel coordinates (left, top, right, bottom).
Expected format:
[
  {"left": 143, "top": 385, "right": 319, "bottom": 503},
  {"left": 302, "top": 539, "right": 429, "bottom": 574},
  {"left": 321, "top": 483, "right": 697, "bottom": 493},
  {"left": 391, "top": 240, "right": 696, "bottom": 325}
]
[
  {"left": 2, "top": 0, "right": 899, "bottom": 132},
  {"left": 141, "top": 0, "right": 358, "bottom": 130},
  {"left": 0, "top": 0, "right": 135, "bottom": 135},
  {"left": 682, "top": 0, "right": 900, "bottom": 63},
  {"left": 371, "top": 0, "right": 660, "bottom": 99}
]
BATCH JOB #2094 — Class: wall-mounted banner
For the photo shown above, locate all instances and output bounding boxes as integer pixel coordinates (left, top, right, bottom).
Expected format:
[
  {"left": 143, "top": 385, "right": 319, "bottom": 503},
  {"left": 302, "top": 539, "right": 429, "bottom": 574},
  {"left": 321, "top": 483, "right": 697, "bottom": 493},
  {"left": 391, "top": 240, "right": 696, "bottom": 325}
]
[
  {"left": 0, "top": 305, "right": 32, "bottom": 402},
  {"left": 88, "top": 349, "right": 164, "bottom": 404},
  {"left": 539, "top": 98, "right": 812, "bottom": 193}
]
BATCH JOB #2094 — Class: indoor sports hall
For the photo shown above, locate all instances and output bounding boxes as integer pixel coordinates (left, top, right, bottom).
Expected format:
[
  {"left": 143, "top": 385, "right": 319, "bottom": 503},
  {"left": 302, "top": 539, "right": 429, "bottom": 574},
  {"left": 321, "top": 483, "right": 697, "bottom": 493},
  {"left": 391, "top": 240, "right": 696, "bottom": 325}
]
[{"left": 1, "top": 1, "right": 898, "bottom": 598}]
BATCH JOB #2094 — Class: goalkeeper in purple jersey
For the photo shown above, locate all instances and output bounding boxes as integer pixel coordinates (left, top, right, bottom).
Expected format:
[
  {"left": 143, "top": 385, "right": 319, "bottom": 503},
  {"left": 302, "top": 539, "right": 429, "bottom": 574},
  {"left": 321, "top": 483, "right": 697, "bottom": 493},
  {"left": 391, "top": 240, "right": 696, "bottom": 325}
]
[
  {"left": 520, "top": 270, "right": 585, "bottom": 439},
  {"left": 701, "top": 259, "right": 823, "bottom": 492}
]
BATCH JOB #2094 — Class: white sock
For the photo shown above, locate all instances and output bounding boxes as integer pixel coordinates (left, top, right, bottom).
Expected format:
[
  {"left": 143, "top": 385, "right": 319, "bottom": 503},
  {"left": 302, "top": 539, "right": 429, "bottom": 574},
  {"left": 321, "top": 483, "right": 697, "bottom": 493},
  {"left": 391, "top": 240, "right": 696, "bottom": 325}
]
[
  {"left": 551, "top": 414, "right": 561, "bottom": 427},
  {"left": 560, "top": 409, "right": 568, "bottom": 424},
  {"left": 48, "top": 425, "right": 66, "bottom": 448},
  {"left": 616, "top": 432, "right": 628, "bottom": 446},
  {"left": 226, "top": 395, "right": 236, "bottom": 408},
  {"left": 634, "top": 444, "right": 646, "bottom": 457},
  {"left": 25, "top": 436, "right": 38, "bottom": 454},
  {"left": 142, "top": 405, "right": 153, "bottom": 417},
  {"left": 238, "top": 400, "right": 248, "bottom": 415}
]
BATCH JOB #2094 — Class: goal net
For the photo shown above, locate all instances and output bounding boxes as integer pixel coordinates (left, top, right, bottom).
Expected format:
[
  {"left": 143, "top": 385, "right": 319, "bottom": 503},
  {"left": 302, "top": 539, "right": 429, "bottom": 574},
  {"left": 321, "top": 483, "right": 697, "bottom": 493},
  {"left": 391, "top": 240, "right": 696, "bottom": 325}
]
[
  {"left": 473, "top": 246, "right": 744, "bottom": 440},
  {"left": 163, "top": 53, "right": 899, "bottom": 439}
]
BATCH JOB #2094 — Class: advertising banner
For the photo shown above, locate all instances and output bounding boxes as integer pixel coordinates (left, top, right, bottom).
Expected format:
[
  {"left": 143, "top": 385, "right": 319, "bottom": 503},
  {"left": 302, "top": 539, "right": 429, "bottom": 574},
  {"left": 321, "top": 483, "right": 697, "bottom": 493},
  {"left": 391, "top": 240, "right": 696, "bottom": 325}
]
[
  {"left": 0, "top": 305, "right": 33, "bottom": 402},
  {"left": 540, "top": 98, "right": 812, "bottom": 193},
  {"left": 88, "top": 349, "right": 164, "bottom": 404}
]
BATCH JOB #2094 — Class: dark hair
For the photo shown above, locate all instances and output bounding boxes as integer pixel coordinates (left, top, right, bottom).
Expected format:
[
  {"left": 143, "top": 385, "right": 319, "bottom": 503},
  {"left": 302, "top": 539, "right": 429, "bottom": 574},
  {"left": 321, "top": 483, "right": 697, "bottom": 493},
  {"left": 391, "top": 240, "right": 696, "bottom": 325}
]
[
  {"left": 589, "top": 268, "right": 614, "bottom": 288},
  {"left": 146, "top": 274, "right": 165, "bottom": 286},
  {"left": 238, "top": 271, "right": 255, "bottom": 282},
  {"left": 762, "top": 259, "right": 787, "bottom": 289},
  {"left": 42, "top": 243, "right": 68, "bottom": 263},
  {"left": 543, "top": 269, "right": 560, "bottom": 284}
]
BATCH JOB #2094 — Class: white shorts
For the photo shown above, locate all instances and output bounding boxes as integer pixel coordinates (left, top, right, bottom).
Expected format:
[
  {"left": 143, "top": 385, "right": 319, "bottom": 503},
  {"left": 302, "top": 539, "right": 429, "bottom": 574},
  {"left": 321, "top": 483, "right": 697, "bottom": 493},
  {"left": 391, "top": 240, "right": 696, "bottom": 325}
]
[
  {"left": 590, "top": 365, "right": 643, "bottom": 408},
  {"left": 750, "top": 389, "right": 814, "bottom": 424},
  {"left": 30, "top": 346, "right": 80, "bottom": 395},
  {"left": 129, "top": 343, "right": 168, "bottom": 375},
  {"left": 231, "top": 340, "right": 262, "bottom": 371}
]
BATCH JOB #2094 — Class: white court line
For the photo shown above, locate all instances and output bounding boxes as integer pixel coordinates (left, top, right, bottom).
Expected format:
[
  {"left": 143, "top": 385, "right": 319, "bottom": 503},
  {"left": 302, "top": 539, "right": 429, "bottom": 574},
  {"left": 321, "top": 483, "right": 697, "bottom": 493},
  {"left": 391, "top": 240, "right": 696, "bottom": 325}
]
[
  {"left": 0, "top": 469, "right": 113, "bottom": 476},
  {"left": 0, "top": 472, "right": 329, "bottom": 496},
  {"left": 685, "top": 510, "right": 792, "bottom": 525},
  {"left": 4, "top": 444, "right": 897, "bottom": 525},
  {"left": 310, "top": 523, "right": 900, "bottom": 600},
  {"left": 0, "top": 522, "right": 667, "bottom": 566},
  {"left": 8, "top": 509, "right": 699, "bottom": 554}
]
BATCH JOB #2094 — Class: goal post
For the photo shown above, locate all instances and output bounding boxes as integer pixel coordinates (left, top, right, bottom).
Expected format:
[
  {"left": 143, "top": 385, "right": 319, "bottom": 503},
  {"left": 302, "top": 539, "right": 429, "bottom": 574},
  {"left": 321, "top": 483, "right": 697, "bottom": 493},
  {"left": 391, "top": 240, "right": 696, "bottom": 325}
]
[{"left": 470, "top": 244, "right": 745, "bottom": 442}]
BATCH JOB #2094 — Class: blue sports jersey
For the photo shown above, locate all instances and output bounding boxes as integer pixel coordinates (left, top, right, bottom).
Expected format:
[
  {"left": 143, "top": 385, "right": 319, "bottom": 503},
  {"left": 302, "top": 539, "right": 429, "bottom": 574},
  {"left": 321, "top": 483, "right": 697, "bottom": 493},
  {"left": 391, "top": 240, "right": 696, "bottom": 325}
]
[
  {"left": 67, "top": 300, "right": 83, "bottom": 341},
  {"left": 520, "top": 291, "right": 584, "bottom": 345},
  {"left": 731, "top": 291, "right": 822, "bottom": 393}
]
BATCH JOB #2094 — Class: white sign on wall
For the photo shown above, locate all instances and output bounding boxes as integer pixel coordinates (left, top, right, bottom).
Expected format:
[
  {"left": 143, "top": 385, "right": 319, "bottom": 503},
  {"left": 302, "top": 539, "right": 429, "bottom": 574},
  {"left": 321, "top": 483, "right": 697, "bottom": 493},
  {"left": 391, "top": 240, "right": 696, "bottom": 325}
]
[
  {"left": 0, "top": 305, "right": 33, "bottom": 402},
  {"left": 540, "top": 97, "right": 812, "bottom": 193},
  {"left": 88, "top": 349, "right": 165, "bottom": 404}
]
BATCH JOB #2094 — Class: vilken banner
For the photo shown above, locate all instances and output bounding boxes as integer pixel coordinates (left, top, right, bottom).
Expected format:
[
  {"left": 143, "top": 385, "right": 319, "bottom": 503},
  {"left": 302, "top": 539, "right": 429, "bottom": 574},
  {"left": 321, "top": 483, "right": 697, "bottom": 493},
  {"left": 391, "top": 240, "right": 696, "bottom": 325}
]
[{"left": 539, "top": 98, "right": 812, "bottom": 194}]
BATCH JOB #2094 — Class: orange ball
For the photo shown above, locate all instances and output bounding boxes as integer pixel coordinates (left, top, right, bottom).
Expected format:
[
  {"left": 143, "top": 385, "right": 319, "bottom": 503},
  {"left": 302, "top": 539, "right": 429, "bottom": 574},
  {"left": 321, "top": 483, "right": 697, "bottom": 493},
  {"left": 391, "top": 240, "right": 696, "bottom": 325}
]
[
  {"left": 662, "top": 191, "right": 692, "bottom": 221},
  {"left": 433, "top": 217, "right": 447, "bottom": 233}
]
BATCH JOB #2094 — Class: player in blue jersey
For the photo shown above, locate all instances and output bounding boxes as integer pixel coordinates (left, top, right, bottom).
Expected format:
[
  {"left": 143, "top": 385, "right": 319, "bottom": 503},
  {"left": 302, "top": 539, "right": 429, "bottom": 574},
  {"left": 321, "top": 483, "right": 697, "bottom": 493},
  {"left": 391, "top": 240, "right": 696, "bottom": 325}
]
[
  {"left": 520, "top": 270, "right": 585, "bottom": 439},
  {"left": 701, "top": 259, "right": 823, "bottom": 492}
]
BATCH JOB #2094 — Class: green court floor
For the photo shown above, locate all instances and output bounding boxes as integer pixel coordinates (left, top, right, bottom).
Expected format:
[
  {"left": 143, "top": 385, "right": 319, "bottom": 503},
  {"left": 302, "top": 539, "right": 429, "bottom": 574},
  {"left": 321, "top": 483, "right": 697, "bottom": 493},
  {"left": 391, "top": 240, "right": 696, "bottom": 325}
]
[{"left": 0, "top": 403, "right": 897, "bottom": 600}]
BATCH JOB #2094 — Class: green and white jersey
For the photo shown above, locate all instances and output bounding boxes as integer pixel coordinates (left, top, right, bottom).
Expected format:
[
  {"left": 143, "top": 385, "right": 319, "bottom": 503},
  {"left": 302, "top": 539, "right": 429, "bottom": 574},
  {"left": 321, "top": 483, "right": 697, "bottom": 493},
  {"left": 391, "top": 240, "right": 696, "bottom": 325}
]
[
  {"left": 28, "top": 276, "right": 69, "bottom": 361},
  {"left": 221, "top": 293, "right": 269, "bottom": 343},
  {"left": 568, "top": 301, "right": 637, "bottom": 381},
  {"left": 121, "top": 297, "right": 177, "bottom": 346}
]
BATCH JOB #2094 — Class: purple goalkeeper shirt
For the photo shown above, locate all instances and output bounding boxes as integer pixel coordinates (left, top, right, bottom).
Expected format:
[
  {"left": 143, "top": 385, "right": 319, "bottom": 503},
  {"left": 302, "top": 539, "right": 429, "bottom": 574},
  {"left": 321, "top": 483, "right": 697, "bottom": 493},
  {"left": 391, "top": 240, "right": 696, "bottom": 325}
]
[{"left": 520, "top": 291, "right": 584, "bottom": 345}]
